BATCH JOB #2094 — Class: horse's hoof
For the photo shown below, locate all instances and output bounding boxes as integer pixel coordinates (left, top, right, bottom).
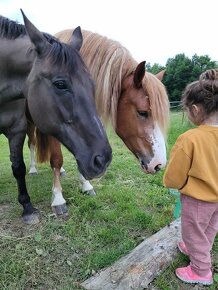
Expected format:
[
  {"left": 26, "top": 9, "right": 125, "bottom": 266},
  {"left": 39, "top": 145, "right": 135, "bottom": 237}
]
[
  {"left": 22, "top": 212, "right": 40, "bottom": 225},
  {"left": 83, "top": 189, "right": 96, "bottom": 196},
  {"left": 29, "top": 171, "right": 38, "bottom": 175},
  {"left": 28, "top": 168, "right": 38, "bottom": 175},
  {"left": 52, "top": 203, "right": 68, "bottom": 216}
]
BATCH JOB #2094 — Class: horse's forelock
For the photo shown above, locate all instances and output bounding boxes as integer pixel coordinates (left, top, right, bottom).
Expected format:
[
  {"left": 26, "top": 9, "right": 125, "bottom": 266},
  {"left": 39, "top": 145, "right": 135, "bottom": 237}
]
[
  {"left": 46, "top": 40, "right": 88, "bottom": 76},
  {"left": 142, "top": 72, "right": 170, "bottom": 137}
]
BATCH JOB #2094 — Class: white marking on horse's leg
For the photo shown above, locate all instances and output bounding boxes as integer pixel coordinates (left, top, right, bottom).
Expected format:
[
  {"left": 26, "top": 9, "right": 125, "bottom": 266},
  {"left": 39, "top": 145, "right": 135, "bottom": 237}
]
[
  {"left": 60, "top": 167, "right": 65, "bottom": 174},
  {"left": 79, "top": 173, "right": 93, "bottom": 192},
  {"left": 28, "top": 144, "right": 38, "bottom": 174},
  {"left": 51, "top": 168, "right": 66, "bottom": 206}
]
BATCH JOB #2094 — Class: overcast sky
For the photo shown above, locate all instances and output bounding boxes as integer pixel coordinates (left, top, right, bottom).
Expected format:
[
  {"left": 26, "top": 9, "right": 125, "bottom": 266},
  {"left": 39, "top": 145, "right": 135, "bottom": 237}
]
[{"left": 1, "top": 0, "right": 218, "bottom": 66}]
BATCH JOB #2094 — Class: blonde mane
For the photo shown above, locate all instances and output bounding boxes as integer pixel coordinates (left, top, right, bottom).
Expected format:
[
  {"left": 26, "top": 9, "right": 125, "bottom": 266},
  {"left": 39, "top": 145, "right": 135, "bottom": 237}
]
[{"left": 55, "top": 29, "right": 169, "bottom": 134}]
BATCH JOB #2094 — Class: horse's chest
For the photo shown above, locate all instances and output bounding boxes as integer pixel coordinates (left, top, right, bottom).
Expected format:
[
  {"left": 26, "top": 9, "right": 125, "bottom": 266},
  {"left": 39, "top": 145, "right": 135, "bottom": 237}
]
[{"left": 0, "top": 100, "right": 26, "bottom": 133}]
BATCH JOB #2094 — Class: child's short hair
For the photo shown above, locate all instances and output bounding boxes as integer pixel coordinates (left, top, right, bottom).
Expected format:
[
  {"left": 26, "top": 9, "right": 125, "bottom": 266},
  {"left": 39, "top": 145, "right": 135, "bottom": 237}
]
[{"left": 182, "top": 69, "right": 218, "bottom": 115}]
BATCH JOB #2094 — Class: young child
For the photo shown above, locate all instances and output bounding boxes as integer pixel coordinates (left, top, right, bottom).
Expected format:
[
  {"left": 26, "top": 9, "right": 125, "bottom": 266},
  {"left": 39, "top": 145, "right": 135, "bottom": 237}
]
[{"left": 163, "top": 69, "right": 218, "bottom": 285}]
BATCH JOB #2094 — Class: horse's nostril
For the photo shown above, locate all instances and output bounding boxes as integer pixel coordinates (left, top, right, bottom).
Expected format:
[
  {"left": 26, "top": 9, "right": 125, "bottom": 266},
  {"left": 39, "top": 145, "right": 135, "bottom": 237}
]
[
  {"left": 94, "top": 155, "right": 104, "bottom": 169},
  {"left": 154, "top": 164, "right": 161, "bottom": 172}
]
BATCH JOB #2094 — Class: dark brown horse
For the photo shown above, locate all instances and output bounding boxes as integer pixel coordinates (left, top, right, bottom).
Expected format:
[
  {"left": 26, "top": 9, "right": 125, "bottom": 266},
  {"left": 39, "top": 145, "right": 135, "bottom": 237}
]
[
  {"left": 27, "top": 28, "right": 169, "bottom": 209},
  {"left": 0, "top": 12, "right": 112, "bottom": 223}
]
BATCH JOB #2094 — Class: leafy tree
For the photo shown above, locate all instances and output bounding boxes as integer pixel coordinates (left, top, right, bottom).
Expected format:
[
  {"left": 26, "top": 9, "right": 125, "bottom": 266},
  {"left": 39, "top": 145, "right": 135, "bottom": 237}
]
[
  {"left": 191, "top": 54, "right": 217, "bottom": 80},
  {"left": 146, "top": 62, "right": 165, "bottom": 74},
  {"left": 164, "top": 54, "right": 193, "bottom": 101},
  {"left": 147, "top": 54, "right": 217, "bottom": 102}
]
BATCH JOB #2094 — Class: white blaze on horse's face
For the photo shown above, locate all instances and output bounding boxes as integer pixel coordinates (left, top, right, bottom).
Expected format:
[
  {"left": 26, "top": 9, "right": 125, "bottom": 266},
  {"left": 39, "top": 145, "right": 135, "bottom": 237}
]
[{"left": 144, "top": 123, "right": 166, "bottom": 174}]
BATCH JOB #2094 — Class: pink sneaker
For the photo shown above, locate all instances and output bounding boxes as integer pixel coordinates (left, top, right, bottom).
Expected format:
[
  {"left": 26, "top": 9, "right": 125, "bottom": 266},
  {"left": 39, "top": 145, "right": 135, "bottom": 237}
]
[
  {"left": 176, "top": 265, "right": 213, "bottom": 285},
  {"left": 178, "top": 241, "right": 189, "bottom": 256}
]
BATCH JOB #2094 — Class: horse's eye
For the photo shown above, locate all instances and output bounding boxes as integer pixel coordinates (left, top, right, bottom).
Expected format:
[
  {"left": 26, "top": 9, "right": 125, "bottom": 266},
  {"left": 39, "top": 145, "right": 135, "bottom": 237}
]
[
  {"left": 53, "top": 80, "right": 68, "bottom": 90},
  {"left": 137, "top": 111, "right": 149, "bottom": 118}
]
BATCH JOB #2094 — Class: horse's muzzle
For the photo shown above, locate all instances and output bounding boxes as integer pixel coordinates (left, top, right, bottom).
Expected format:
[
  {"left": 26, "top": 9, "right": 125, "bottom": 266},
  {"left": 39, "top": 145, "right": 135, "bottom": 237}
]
[
  {"left": 78, "top": 148, "right": 112, "bottom": 180},
  {"left": 139, "top": 157, "right": 164, "bottom": 174}
]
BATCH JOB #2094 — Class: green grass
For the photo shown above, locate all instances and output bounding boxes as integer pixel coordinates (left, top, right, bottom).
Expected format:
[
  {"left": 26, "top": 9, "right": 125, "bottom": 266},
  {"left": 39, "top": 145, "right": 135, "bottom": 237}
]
[{"left": 0, "top": 112, "right": 217, "bottom": 290}]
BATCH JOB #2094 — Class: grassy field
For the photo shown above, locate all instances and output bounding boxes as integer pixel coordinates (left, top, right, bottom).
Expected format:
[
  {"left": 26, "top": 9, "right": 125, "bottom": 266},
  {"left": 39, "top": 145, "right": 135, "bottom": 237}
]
[{"left": 0, "top": 112, "right": 217, "bottom": 290}]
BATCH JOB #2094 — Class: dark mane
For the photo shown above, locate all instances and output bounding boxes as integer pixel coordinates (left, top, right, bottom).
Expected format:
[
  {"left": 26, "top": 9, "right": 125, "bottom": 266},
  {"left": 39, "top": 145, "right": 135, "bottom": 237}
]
[
  {"left": 0, "top": 15, "right": 26, "bottom": 38},
  {"left": 0, "top": 15, "right": 53, "bottom": 41},
  {"left": 0, "top": 15, "right": 88, "bottom": 76}
]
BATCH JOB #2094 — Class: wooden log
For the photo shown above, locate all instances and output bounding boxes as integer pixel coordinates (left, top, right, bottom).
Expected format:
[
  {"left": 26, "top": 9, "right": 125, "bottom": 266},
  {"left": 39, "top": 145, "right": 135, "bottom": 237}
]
[{"left": 81, "top": 218, "right": 181, "bottom": 290}]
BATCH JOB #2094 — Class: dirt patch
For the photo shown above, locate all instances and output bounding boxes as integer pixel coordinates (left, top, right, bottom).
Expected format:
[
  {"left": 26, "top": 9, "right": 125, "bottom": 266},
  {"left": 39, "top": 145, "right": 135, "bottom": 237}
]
[
  {"left": 0, "top": 203, "right": 45, "bottom": 239},
  {"left": 0, "top": 204, "right": 11, "bottom": 214}
]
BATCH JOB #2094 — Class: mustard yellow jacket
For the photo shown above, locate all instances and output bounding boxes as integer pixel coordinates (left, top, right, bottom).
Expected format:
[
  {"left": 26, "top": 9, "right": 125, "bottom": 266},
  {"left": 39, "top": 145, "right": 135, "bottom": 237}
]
[{"left": 163, "top": 125, "right": 218, "bottom": 202}]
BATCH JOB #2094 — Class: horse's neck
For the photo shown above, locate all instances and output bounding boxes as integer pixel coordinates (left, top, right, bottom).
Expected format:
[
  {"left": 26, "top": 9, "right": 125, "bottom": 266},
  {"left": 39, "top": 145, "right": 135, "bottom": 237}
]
[
  {"left": 0, "top": 36, "right": 34, "bottom": 105},
  {"left": 1, "top": 36, "right": 34, "bottom": 71}
]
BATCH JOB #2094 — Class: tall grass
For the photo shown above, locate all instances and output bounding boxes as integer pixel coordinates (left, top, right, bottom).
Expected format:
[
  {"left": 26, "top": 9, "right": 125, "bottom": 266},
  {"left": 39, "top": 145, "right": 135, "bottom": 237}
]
[{"left": 0, "top": 112, "right": 217, "bottom": 290}]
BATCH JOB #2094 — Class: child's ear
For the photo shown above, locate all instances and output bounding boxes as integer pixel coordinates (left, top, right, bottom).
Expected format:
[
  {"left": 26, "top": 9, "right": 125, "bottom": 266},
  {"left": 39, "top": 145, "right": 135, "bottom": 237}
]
[{"left": 192, "top": 104, "right": 200, "bottom": 117}]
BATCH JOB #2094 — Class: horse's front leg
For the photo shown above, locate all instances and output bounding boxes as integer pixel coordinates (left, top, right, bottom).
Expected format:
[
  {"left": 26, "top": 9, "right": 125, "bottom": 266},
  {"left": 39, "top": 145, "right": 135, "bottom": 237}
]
[
  {"left": 7, "top": 131, "right": 39, "bottom": 224},
  {"left": 79, "top": 173, "right": 96, "bottom": 196},
  {"left": 50, "top": 138, "right": 67, "bottom": 216}
]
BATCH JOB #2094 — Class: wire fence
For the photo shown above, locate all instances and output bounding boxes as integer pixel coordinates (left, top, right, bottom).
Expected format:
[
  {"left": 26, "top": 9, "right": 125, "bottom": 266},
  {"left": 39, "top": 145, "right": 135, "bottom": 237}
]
[{"left": 170, "top": 101, "right": 182, "bottom": 110}]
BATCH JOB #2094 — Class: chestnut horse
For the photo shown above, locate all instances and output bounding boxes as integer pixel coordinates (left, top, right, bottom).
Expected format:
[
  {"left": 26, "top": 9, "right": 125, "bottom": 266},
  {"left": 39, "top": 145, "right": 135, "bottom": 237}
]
[
  {"left": 0, "top": 13, "right": 112, "bottom": 223},
  {"left": 27, "top": 29, "right": 169, "bottom": 214}
]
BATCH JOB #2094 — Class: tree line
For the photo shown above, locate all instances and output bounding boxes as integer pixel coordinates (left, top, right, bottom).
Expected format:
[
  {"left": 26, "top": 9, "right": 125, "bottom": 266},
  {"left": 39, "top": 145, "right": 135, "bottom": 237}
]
[{"left": 146, "top": 54, "right": 218, "bottom": 103}]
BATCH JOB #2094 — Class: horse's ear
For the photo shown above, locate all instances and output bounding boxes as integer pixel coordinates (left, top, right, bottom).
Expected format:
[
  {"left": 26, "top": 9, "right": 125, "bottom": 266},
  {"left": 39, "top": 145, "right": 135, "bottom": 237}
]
[
  {"left": 20, "top": 9, "right": 49, "bottom": 55},
  {"left": 133, "top": 61, "right": 146, "bottom": 89},
  {"left": 156, "top": 69, "right": 166, "bottom": 81},
  {"left": 70, "top": 26, "right": 83, "bottom": 51}
]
